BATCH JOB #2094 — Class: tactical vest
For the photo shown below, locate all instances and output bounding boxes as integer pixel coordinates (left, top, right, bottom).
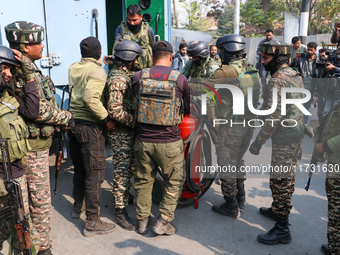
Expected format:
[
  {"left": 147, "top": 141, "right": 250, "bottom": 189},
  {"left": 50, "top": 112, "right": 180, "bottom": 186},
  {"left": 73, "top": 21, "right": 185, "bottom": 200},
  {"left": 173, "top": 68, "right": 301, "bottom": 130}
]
[
  {"left": 108, "top": 68, "right": 134, "bottom": 133},
  {"left": 321, "top": 102, "right": 340, "bottom": 143},
  {"left": 14, "top": 68, "right": 56, "bottom": 138},
  {"left": 270, "top": 66, "right": 305, "bottom": 145},
  {"left": 0, "top": 90, "right": 30, "bottom": 163},
  {"left": 189, "top": 57, "right": 219, "bottom": 79},
  {"left": 216, "top": 60, "right": 261, "bottom": 120},
  {"left": 120, "top": 22, "right": 153, "bottom": 70},
  {"left": 136, "top": 68, "right": 183, "bottom": 126}
]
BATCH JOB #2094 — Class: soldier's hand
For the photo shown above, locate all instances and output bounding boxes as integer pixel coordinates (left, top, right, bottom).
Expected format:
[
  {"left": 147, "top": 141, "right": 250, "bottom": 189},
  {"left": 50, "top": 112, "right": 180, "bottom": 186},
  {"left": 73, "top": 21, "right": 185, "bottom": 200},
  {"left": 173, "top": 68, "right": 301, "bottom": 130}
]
[
  {"left": 249, "top": 140, "right": 262, "bottom": 155},
  {"left": 12, "top": 49, "right": 35, "bottom": 81},
  {"left": 106, "top": 119, "right": 116, "bottom": 131},
  {"left": 103, "top": 55, "right": 114, "bottom": 65},
  {"left": 313, "top": 143, "right": 326, "bottom": 162}
]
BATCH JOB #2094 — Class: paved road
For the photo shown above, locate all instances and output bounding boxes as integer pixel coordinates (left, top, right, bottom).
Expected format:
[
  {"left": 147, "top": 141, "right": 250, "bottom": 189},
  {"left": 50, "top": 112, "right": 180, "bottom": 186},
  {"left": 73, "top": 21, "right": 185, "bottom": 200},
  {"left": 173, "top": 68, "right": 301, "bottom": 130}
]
[{"left": 2, "top": 108, "right": 329, "bottom": 255}]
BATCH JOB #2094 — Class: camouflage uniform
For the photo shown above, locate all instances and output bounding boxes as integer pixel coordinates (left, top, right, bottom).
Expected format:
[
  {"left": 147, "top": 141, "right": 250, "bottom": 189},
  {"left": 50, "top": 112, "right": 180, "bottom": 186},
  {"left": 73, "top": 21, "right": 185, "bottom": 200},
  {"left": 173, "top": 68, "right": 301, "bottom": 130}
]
[
  {"left": 6, "top": 21, "right": 72, "bottom": 252},
  {"left": 182, "top": 56, "right": 220, "bottom": 145},
  {"left": 190, "top": 59, "right": 260, "bottom": 201},
  {"left": 314, "top": 101, "right": 340, "bottom": 254},
  {"left": 106, "top": 66, "right": 135, "bottom": 209},
  {"left": 255, "top": 64, "right": 304, "bottom": 218},
  {"left": 0, "top": 175, "right": 40, "bottom": 255}
]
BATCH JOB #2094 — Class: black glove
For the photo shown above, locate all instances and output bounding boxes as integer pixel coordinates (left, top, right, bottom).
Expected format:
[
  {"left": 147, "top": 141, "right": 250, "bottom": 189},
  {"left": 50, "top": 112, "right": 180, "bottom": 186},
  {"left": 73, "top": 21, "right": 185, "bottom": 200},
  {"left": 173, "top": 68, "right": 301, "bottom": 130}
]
[
  {"left": 249, "top": 140, "right": 262, "bottom": 155},
  {"left": 68, "top": 115, "right": 75, "bottom": 130}
]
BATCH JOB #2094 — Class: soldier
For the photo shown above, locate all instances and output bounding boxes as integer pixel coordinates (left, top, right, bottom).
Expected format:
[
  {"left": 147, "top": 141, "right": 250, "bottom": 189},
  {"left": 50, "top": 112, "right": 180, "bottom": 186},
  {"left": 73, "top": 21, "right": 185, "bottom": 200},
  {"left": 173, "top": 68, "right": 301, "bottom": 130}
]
[
  {"left": 190, "top": 35, "right": 261, "bottom": 215},
  {"left": 249, "top": 41, "right": 305, "bottom": 245},
  {"left": 133, "top": 40, "right": 190, "bottom": 235},
  {"left": 0, "top": 46, "right": 41, "bottom": 254},
  {"left": 104, "top": 4, "right": 154, "bottom": 70},
  {"left": 5, "top": 21, "right": 73, "bottom": 255},
  {"left": 182, "top": 40, "right": 220, "bottom": 147},
  {"left": 106, "top": 40, "right": 142, "bottom": 231},
  {"left": 68, "top": 36, "right": 116, "bottom": 237},
  {"left": 313, "top": 102, "right": 340, "bottom": 255}
]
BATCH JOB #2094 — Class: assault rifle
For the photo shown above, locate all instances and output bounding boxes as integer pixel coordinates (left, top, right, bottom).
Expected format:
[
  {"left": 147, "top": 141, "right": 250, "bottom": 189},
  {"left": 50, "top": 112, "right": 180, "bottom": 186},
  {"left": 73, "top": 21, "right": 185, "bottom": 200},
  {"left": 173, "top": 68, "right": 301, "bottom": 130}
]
[
  {"left": 0, "top": 138, "right": 32, "bottom": 255},
  {"left": 54, "top": 85, "right": 69, "bottom": 195}
]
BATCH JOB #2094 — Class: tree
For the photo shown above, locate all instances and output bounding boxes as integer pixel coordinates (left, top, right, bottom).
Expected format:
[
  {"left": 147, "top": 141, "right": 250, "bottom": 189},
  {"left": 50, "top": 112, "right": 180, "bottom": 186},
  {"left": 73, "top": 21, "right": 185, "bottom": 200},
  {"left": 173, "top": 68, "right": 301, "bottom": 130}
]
[{"left": 178, "top": 0, "right": 213, "bottom": 31}]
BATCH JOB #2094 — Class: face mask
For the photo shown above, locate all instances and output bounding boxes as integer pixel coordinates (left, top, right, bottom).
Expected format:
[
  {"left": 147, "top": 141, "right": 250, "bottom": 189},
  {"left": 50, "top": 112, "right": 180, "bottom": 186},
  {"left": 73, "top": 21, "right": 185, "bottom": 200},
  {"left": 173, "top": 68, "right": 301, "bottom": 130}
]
[
  {"left": 127, "top": 21, "right": 142, "bottom": 34},
  {"left": 263, "top": 57, "right": 277, "bottom": 72}
]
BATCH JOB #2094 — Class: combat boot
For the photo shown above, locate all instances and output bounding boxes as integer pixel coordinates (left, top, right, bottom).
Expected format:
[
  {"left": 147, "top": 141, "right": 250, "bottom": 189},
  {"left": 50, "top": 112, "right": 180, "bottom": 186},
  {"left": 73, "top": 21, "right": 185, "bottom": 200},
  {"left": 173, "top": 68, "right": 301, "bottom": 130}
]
[
  {"left": 115, "top": 208, "right": 136, "bottom": 231},
  {"left": 137, "top": 216, "right": 151, "bottom": 235},
  {"left": 212, "top": 197, "right": 240, "bottom": 218},
  {"left": 321, "top": 244, "right": 331, "bottom": 255},
  {"left": 236, "top": 185, "right": 246, "bottom": 208},
  {"left": 259, "top": 207, "right": 278, "bottom": 220},
  {"left": 83, "top": 217, "right": 116, "bottom": 237},
  {"left": 152, "top": 215, "right": 176, "bottom": 235},
  {"left": 257, "top": 218, "right": 291, "bottom": 245}
]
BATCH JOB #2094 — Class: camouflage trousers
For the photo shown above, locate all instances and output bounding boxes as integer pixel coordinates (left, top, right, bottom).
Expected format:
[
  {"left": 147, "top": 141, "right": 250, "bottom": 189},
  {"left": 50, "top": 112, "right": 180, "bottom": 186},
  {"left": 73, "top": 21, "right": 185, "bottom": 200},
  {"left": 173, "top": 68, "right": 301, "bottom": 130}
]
[
  {"left": 23, "top": 149, "right": 52, "bottom": 251},
  {"left": 325, "top": 164, "right": 340, "bottom": 255},
  {"left": 269, "top": 141, "right": 302, "bottom": 218},
  {"left": 0, "top": 175, "right": 41, "bottom": 255},
  {"left": 107, "top": 132, "right": 134, "bottom": 209},
  {"left": 217, "top": 125, "right": 254, "bottom": 198}
]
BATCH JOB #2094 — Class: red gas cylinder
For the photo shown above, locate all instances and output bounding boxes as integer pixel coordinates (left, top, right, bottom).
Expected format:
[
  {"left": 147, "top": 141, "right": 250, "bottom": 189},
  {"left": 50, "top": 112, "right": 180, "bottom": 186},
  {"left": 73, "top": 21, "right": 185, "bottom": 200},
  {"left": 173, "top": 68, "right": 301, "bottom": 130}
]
[{"left": 179, "top": 113, "right": 201, "bottom": 201}]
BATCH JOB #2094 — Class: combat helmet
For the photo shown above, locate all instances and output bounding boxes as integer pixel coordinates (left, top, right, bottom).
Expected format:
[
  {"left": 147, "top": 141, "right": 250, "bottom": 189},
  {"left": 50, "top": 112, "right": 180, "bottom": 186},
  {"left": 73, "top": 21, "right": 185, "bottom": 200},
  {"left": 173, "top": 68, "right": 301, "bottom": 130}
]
[
  {"left": 262, "top": 41, "right": 291, "bottom": 56},
  {"left": 216, "top": 34, "right": 246, "bottom": 53},
  {"left": 114, "top": 40, "right": 143, "bottom": 62},
  {"left": 187, "top": 41, "right": 209, "bottom": 58},
  {"left": 5, "top": 21, "right": 44, "bottom": 44},
  {"left": 0, "top": 46, "right": 19, "bottom": 66}
]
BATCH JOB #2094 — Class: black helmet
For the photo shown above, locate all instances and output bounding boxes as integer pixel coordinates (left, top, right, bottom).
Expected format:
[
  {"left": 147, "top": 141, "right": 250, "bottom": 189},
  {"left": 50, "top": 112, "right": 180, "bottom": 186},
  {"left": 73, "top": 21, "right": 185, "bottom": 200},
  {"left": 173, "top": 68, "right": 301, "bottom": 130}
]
[
  {"left": 216, "top": 34, "right": 246, "bottom": 53},
  {"left": 113, "top": 40, "right": 143, "bottom": 62},
  {"left": 0, "top": 46, "right": 19, "bottom": 66},
  {"left": 187, "top": 41, "right": 209, "bottom": 58}
]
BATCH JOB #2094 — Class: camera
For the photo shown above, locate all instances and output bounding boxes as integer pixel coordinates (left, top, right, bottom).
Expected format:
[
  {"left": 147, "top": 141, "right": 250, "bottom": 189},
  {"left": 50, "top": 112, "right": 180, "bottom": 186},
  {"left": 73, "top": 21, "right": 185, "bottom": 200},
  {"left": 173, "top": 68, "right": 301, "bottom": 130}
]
[
  {"left": 316, "top": 50, "right": 338, "bottom": 71},
  {"left": 300, "top": 53, "right": 306, "bottom": 58}
]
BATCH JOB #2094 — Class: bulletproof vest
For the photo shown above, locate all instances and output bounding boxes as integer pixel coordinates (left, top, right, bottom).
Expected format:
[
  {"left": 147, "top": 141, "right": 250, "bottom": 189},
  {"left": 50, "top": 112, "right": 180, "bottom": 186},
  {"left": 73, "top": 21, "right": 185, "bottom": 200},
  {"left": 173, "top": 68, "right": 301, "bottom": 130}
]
[
  {"left": 321, "top": 101, "right": 340, "bottom": 143},
  {"left": 0, "top": 90, "right": 31, "bottom": 163},
  {"left": 216, "top": 59, "right": 261, "bottom": 120},
  {"left": 15, "top": 70, "right": 56, "bottom": 137},
  {"left": 270, "top": 66, "right": 305, "bottom": 145},
  {"left": 120, "top": 21, "right": 153, "bottom": 70},
  {"left": 189, "top": 56, "right": 218, "bottom": 79},
  {"left": 136, "top": 68, "right": 183, "bottom": 126}
]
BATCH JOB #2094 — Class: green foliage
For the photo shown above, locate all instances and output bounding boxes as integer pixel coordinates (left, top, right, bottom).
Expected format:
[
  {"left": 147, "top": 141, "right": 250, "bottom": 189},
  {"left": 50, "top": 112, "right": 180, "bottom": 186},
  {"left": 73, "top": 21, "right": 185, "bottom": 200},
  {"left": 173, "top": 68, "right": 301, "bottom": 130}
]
[
  {"left": 217, "top": 4, "right": 234, "bottom": 35},
  {"left": 309, "top": 0, "right": 340, "bottom": 34},
  {"left": 178, "top": 0, "right": 213, "bottom": 31}
]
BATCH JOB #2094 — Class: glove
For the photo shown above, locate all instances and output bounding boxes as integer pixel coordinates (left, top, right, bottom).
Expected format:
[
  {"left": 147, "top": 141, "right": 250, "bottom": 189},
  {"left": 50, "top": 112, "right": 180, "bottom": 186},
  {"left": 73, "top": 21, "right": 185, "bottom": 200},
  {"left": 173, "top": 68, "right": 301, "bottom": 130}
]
[
  {"left": 16, "top": 55, "right": 35, "bottom": 81},
  {"left": 249, "top": 140, "right": 262, "bottom": 155},
  {"left": 67, "top": 115, "right": 75, "bottom": 130},
  {"left": 313, "top": 143, "right": 326, "bottom": 162}
]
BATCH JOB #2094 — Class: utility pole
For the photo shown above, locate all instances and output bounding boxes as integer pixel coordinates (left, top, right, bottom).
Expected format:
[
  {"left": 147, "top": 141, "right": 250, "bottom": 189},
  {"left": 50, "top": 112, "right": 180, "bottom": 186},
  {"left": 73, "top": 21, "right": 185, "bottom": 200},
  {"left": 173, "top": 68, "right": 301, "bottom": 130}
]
[
  {"left": 299, "top": 0, "right": 310, "bottom": 45},
  {"left": 172, "top": 0, "right": 179, "bottom": 29},
  {"left": 234, "top": 0, "right": 240, "bottom": 34}
]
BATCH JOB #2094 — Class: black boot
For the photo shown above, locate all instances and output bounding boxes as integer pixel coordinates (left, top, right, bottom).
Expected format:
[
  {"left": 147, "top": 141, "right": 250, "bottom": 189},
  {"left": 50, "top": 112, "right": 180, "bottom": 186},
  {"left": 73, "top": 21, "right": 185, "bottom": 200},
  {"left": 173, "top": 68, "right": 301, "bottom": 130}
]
[
  {"left": 115, "top": 208, "right": 136, "bottom": 231},
  {"left": 257, "top": 218, "right": 291, "bottom": 245},
  {"left": 236, "top": 185, "right": 246, "bottom": 208},
  {"left": 212, "top": 197, "right": 240, "bottom": 218},
  {"left": 259, "top": 207, "right": 278, "bottom": 220},
  {"left": 321, "top": 244, "right": 331, "bottom": 255}
]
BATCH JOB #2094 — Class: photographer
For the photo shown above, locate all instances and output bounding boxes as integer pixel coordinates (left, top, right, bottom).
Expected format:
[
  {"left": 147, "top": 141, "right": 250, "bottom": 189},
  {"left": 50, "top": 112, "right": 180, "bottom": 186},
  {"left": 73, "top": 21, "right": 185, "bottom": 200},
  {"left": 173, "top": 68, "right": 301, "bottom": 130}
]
[
  {"left": 322, "top": 45, "right": 340, "bottom": 117},
  {"left": 293, "top": 41, "right": 318, "bottom": 136},
  {"left": 331, "top": 22, "right": 340, "bottom": 47},
  {"left": 316, "top": 48, "right": 329, "bottom": 122},
  {"left": 290, "top": 36, "right": 308, "bottom": 64}
]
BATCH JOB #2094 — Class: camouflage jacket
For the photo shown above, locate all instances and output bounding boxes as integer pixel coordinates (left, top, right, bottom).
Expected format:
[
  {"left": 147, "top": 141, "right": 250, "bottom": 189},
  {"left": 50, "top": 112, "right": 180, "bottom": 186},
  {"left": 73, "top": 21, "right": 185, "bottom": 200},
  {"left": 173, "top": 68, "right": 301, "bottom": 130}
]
[
  {"left": 106, "top": 65, "right": 135, "bottom": 133},
  {"left": 13, "top": 60, "right": 71, "bottom": 138},
  {"left": 256, "top": 64, "right": 305, "bottom": 145},
  {"left": 181, "top": 56, "right": 220, "bottom": 80}
]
